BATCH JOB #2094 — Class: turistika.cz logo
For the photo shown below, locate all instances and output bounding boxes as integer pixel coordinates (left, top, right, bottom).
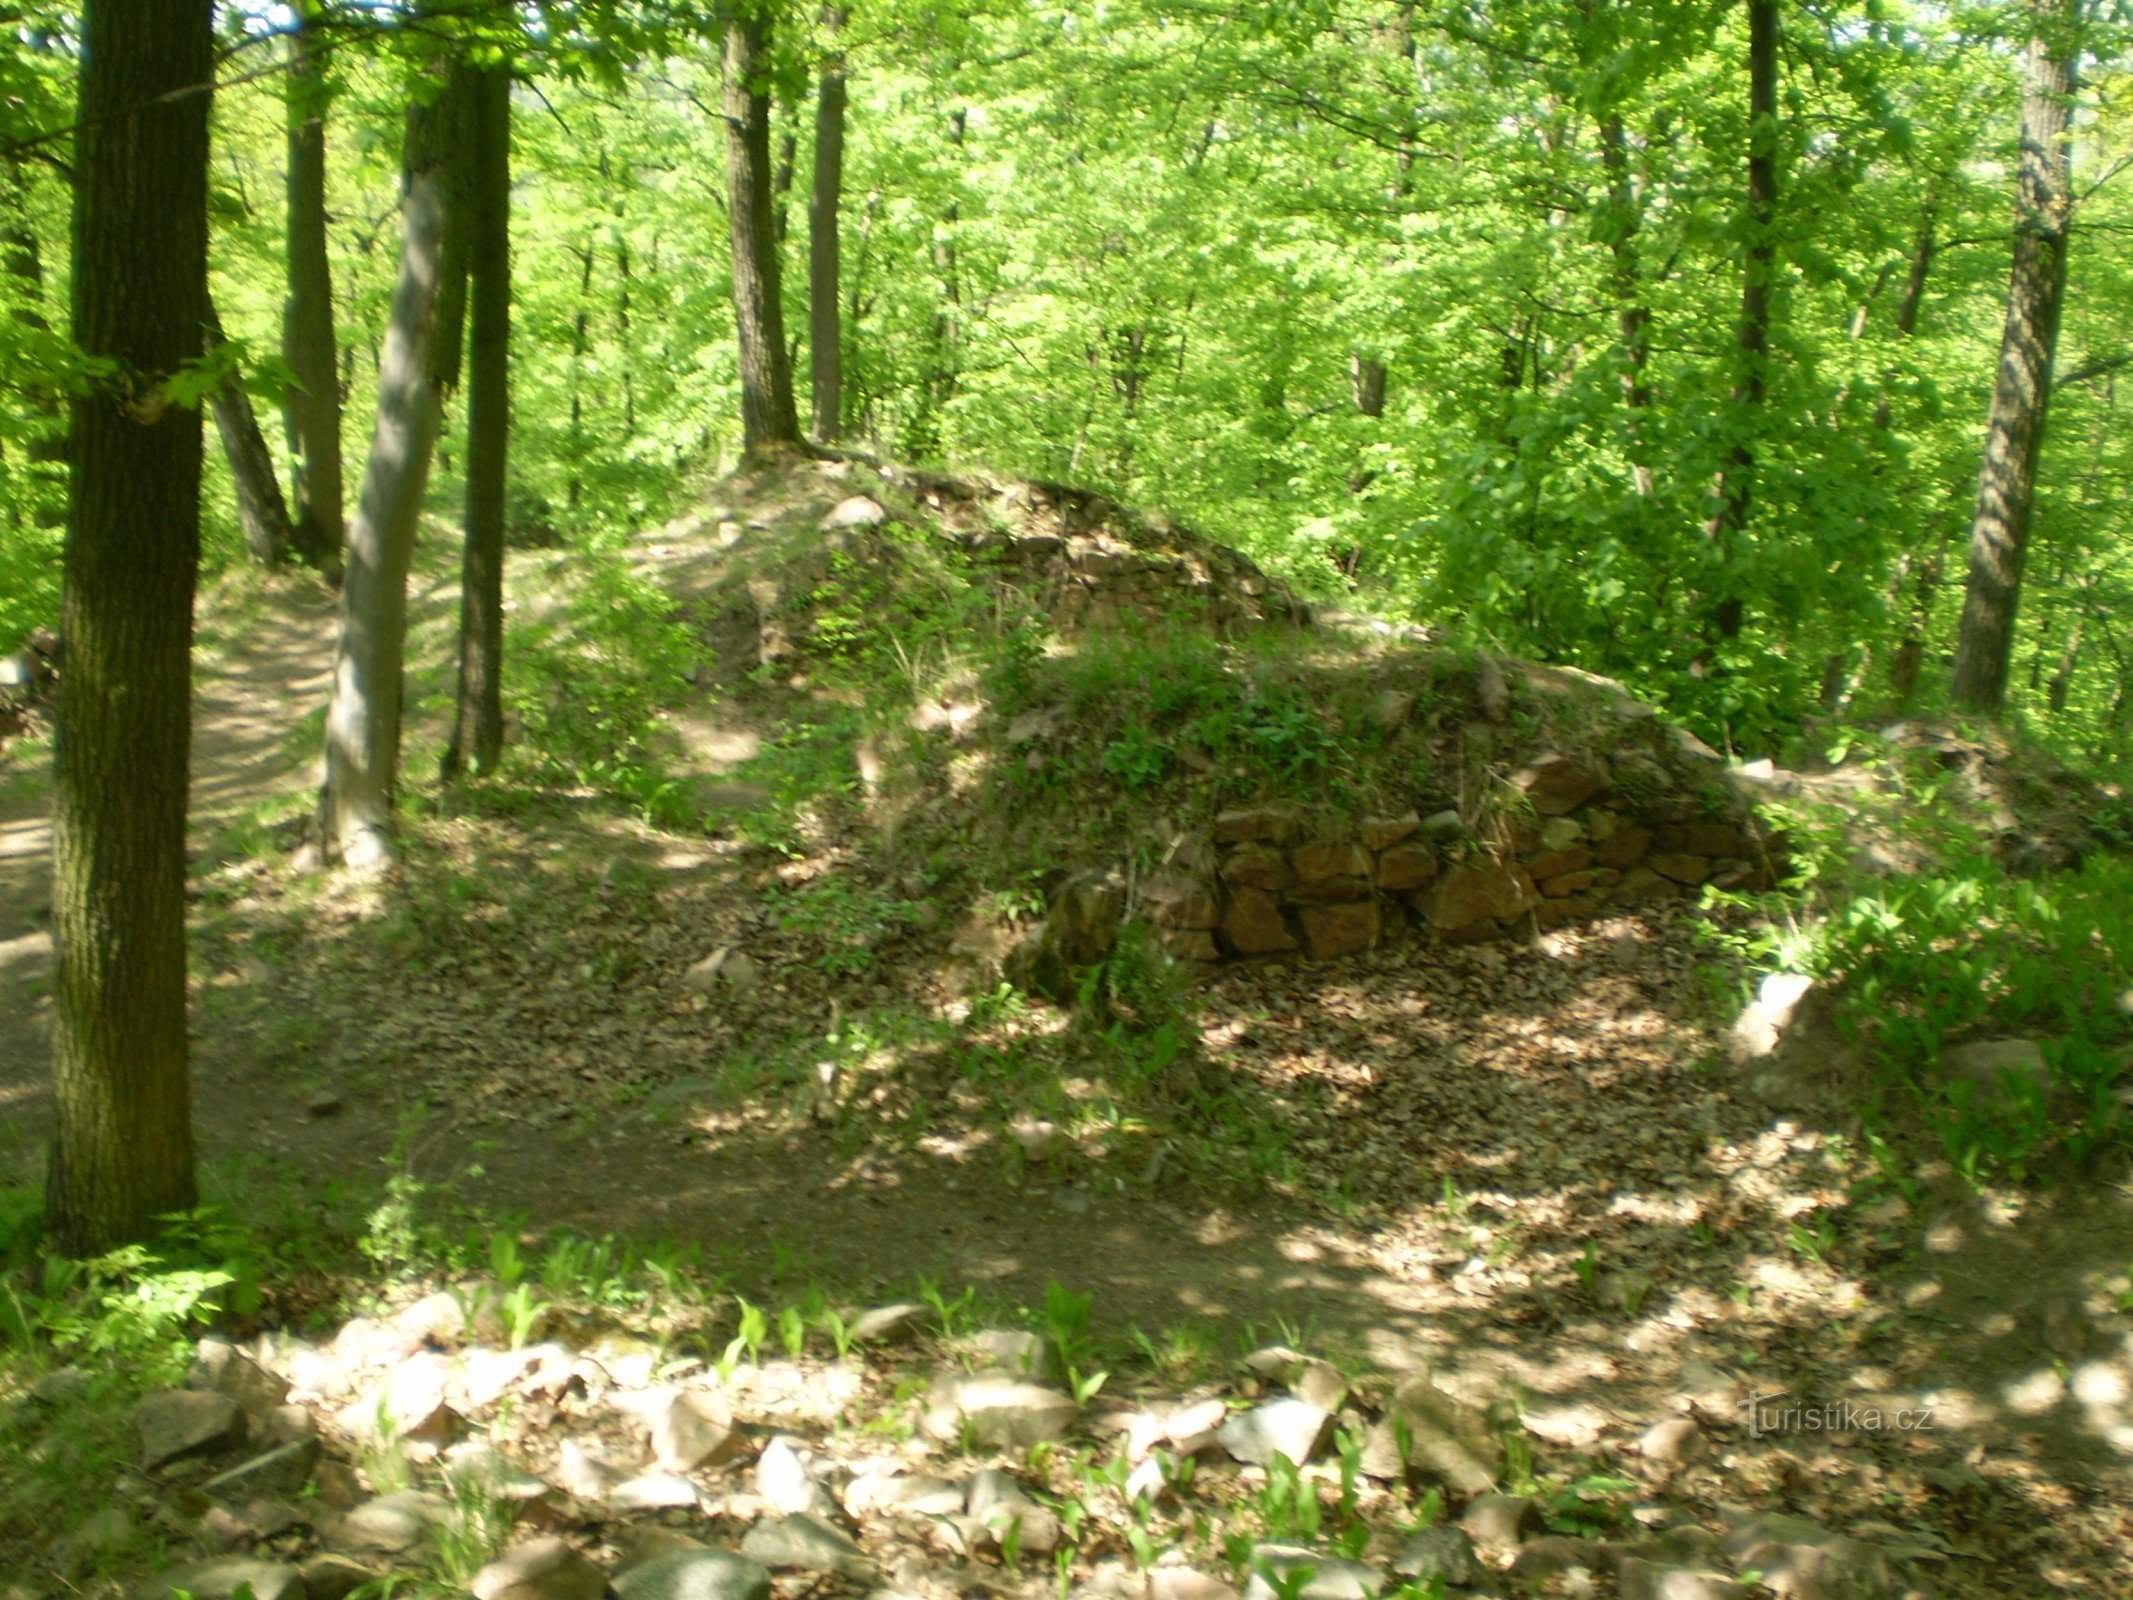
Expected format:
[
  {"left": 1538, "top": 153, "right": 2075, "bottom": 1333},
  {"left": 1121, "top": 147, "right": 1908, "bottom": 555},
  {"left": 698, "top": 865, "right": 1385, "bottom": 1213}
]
[{"left": 1741, "top": 1393, "right": 1937, "bottom": 1439}]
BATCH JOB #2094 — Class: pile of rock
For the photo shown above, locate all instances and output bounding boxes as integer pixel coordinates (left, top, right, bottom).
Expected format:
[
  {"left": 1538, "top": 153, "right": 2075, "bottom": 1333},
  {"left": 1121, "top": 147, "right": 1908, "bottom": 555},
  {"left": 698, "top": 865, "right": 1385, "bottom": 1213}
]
[
  {"left": 73, "top": 1290, "right": 1953, "bottom": 1600},
  {"left": 1126, "top": 752, "right": 1774, "bottom": 966}
]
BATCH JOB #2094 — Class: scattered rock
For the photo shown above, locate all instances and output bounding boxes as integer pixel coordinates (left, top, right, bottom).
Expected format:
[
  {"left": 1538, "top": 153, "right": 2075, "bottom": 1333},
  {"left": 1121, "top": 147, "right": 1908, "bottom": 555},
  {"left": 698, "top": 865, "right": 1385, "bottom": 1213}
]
[
  {"left": 1616, "top": 1557, "right": 1748, "bottom": 1600},
  {"left": 138, "top": 1389, "right": 242, "bottom": 1470},
  {"left": 849, "top": 1303, "right": 928, "bottom": 1344},
  {"left": 1149, "top": 1570, "right": 1238, "bottom": 1600},
  {"left": 1223, "top": 886, "right": 1298, "bottom": 955},
  {"left": 1298, "top": 901, "right": 1381, "bottom": 961},
  {"left": 613, "top": 1549, "right": 773, "bottom": 1600},
  {"left": 756, "top": 1435, "right": 838, "bottom": 1517},
  {"left": 1637, "top": 1417, "right": 1706, "bottom": 1466},
  {"left": 1721, "top": 1511, "right": 1891, "bottom": 1600},
  {"left": 1216, "top": 1398, "right": 1332, "bottom": 1467},
  {"left": 1291, "top": 1361, "right": 1347, "bottom": 1412},
  {"left": 740, "top": 1514, "right": 873, "bottom": 1578},
  {"left": 138, "top": 1558, "right": 303, "bottom": 1600},
  {"left": 553, "top": 1439, "right": 626, "bottom": 1500},
  {"left": 189, "top": 1341, "right": 293, "bottom": 1420},
  {"left": 966, "top": 1468, "right": 1062, "bottom": 1555},
  {"left": 646, "top": 1388, "right": 742, "bottom": 1472},
  {"left": 609, "top": 1473, "right": 707, "bottom": 1511},
  {"left": 926, "top": 1372, "right": 1076, "bottom": 1447},
  {"left": 339, "top": 1353, "right": 461, "bottom": 1446},
  {"left": 821, "top": 496, "right": 888, "bottom": 532},
  {"left": 306, "top": 1090, "right": 344, "bottom": 1118},
  {"left": 1418, "top": 809, "right": 1464, "bottom": 841},
  {"left": 1240, "top": 1544, "right": 1384, "bottom": 1600},
  {"left": 1425, "top": 862, "right": 1538, "bottom": 933},
  {"left": 845, "top": 1471, "right": 966, "bottom": 1519},
  {"left": 472, "top": 1538, "right": 610, "bottom": 1600},
  {"left": 684, "top": 947, "right": 761, "bottom": 994},
  {"left": 1359, "top": 1377, "right": 1498, "bottom": 1493},
  {"left": 1390, "top": 1526, "right": 1480, "bottom": 1587},
  {"left": 1508, "top": 1537, "right": 1608, "bottom": 1592},
  {"left": 444, "top": 1442, "right": 555, "bottom": 1502},
  {"left": 969, "top": 1328, "right": 1050, "bottom": 1375},
  {"left": 1459, "top": 1492, "right": 1537, "bottom": 1553},
  {"left": 329, "top": 1490, "right": 451, "bottom": 1555}
]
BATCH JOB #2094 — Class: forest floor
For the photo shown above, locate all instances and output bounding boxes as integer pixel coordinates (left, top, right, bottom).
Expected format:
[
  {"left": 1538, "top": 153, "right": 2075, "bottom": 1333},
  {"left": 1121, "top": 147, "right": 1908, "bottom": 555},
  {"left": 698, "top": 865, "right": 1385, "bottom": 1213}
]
[{"left": 4, "top": 502, "right": 2133, "bottom": 1598}]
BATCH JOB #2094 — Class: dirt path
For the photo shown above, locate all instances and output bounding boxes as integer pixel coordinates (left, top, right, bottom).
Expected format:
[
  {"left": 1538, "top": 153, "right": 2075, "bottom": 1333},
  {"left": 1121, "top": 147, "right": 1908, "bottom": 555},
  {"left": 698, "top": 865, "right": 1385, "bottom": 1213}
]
[{"left": 0, "top": 577, "right": 341, "bottom": 1172}]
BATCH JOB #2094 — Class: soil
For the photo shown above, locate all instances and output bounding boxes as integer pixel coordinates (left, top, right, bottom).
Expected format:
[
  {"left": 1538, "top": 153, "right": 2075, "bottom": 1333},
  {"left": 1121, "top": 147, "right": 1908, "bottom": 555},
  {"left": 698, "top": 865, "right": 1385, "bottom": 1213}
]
[{"left": 3, "top": 548, "right": 2132, "bottom": 1596}]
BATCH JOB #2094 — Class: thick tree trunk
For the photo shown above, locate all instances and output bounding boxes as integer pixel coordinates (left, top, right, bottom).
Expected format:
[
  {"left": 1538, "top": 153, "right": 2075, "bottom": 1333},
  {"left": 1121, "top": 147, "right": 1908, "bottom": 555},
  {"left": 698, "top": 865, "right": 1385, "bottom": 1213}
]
[
  {"left": 808, "top": 6, "right": 847, "bottom": 443},
  {"left": 283, "top": 6, "right": 343, "bottom": 575},
  {"left": 206, "top": 308, "right": 297, "bottom": 567},
  {"left": 1699, "top": 0, "right": 1780, "bottom": 638},
  {"left": 722, "top": 8, "right": 803, "bottom": 456},
  {"left": 48, "top": 0, "right": 211, "bottom": 1255},
  {"left": 446, "top": 67, "right": 512, "bottom": 782},
  {"left": 1952, "top": 0, "right": 2078, "bottom": 713},
  {"left": 317, "top": 88, "right": 462, "bottom": 870}
]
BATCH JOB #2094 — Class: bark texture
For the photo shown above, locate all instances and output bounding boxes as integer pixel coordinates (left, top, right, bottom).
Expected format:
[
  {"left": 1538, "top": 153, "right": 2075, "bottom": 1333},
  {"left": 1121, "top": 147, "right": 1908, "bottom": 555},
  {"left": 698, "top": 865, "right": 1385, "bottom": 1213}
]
[
  {"left": 317, "top": 89, "right": 458, "bottom": 870},
  {"left": 47, "top": 0, "right": 212, "bottom": 1254},
  {"left": 722, "top": 7, "right": 803, "bottom": 455},
  {"left": 446, "top": 66, "right": 512, "bottom": 781},
  {"left": 808, "top": 6, "right": 847, "bottom": 442},
  {"left": 1952, "top": 0, "right": 2078, "bottom": 712},
  {"left": 282, "top": 7, "right": 344, "bottom": 574}
]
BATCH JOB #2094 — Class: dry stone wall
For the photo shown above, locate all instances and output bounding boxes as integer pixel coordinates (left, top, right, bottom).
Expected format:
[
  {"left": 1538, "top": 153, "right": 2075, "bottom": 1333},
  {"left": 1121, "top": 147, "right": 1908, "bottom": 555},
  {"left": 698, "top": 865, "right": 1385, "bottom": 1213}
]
[{"left": 1131, "top": 753, "right": 1777, "bottom": 965}]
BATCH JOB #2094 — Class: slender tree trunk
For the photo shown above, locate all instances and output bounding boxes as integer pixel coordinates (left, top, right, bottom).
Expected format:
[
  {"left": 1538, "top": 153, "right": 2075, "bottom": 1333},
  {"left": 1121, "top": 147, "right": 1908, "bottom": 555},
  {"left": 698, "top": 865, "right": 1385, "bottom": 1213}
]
[
  {"left": 808, "top": 5, "right": 847, "bottom": 442},
  {"left": 1350, "top": 354, "right": 1386, "bottom": 417},
  {"left": 722, "top": 7, "right": 803, "bottom": 456},
  {"left": 48, "top": 0, "right": 211, "bottom": 1255},
  {"left": 922, "top": 107, "right": 969, "bottom": 449},
  {"left": 317, "top": 85, "right": 463, "bottom": 870},
  {"left": 567, "top": 233, "right": 593, "bottom": 508},
  {"left": 1952, "top": 0, "right": 2078, "bottom": 713},
  {"left": 1874, "top": 201, "right": 1936, "bottom": 432},
  {"left": 206, "top": 307, "right": 296, "bottom": 567},
  {"left": 772, "top": 118, "right": 798, "bottom": 246},
  {"left": 1700, "top": 0, "right": 1780, "bottom": 639},
  {"left": 283, "top": 5, "right": 343, "bottom": 575},
  {"left": 446, "top": 67, "right": 511, "bottom": 782},
  {"left": 1599, "top": 112, "right": 1654, "bottom": 494}
]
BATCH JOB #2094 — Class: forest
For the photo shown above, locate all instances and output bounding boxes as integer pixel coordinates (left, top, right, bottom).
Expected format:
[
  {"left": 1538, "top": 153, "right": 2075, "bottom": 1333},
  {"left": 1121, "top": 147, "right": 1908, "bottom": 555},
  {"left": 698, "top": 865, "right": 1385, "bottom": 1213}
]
[{"left": 4, "top": 2, "right": 2133, "bottom": 1599}]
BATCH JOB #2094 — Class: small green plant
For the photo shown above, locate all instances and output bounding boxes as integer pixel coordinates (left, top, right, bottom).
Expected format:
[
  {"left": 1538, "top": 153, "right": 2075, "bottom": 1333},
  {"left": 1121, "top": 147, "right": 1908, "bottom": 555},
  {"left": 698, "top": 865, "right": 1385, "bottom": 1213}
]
[
  {"left": 501, "top": 1283, "right": 548, "bottom": 1350},
  {"left": 919, "top": 1277, "right": 976, "bottom": 1340},
  {"left": 778, "top": 1303, "right": 808, "bottom": 1360}
]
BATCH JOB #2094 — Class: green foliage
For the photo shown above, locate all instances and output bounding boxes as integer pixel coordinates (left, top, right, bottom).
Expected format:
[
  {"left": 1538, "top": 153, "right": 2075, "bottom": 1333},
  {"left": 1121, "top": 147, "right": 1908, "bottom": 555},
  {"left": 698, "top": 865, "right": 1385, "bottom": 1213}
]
[{"left": 767, "top": 878, "right": 923, "bottom": 974}]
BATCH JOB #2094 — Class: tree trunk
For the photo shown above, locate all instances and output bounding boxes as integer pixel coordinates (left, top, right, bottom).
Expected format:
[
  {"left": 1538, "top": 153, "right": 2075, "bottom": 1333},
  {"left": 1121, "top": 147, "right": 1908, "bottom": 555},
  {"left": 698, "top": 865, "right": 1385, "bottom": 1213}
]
[
  {"left": 283, "top": 5, "right": 343, "bottom": 575},
  {"left": 317, "top": 86, "right": 462, "bottom": 870},
  {"left": 47, "top": 0, "right": 211, "bottom": 1255},
  {"left": 567, "top": 233, "right": 593, "bottom": 508},
  {"left": 1350, "top": 354, "right": 1386, "bottom": 417},
  {"left": 446, "top": 66, "right": 511, "bottom": 782},
  {"left": 772, "top": 121, "right": 798, "bottom": 246},
  {"left": 722, "top": 7, "right": 803, "bottom": 456},
  {"left": 808, "top": 5, "right": 847, "bottom": 443},
  {"left": 1699, "top": 0, "right": 1780, "bottom": 639},
  {"left": 1951, "top": 0, "right": 2078, "bottom": 713},
  {"left": 206, "top": 307, "right": 296, "bottom": 567},
  {"left": 1599, "top": 112, "right": 1654, "bottom": 494}
]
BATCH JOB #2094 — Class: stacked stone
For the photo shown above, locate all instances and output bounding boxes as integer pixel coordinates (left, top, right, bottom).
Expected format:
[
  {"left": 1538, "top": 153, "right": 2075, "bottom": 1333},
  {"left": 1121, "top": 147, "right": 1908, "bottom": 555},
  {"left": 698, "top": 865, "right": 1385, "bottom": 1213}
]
[{"left": 1136, "top": 753, "right": 1773, "bottom": 965}]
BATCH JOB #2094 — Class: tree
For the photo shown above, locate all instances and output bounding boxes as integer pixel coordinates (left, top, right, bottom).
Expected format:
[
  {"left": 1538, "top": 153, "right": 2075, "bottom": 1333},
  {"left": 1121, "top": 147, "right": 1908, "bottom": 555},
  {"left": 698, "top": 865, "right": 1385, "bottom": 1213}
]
[
  {"left": 808, "top": 5, "right": 847, "bottom": 442},
  {"left": 283, "top": 1, "right": 345, "bottom": 574},
  {"left": 46, "top": 0, "right": 212, "bottom": 1254},
  {"left": 206, "top": 307, "right": 298, "bottom": 568},
  {"left": 317, "top": 73, "right": 468, "bottom": 869},
  {"left": 1699, "top": 0, "right": 1781, "bottom": 640},
  {"left": 445, "top": 63, "right": 513, "bottom": 780},
  {"left": 1951, "top": 0, "right": 2080, "bottom": 713},
  {"left": 722, "top": 2, "right": 804, "bottom": 455}
]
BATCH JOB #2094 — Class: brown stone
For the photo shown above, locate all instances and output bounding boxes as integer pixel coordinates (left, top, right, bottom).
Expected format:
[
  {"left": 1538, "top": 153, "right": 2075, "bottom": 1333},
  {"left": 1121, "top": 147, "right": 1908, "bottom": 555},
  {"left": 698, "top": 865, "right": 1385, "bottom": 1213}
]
[
  {"left": 1426, "top": 862, "right": 1539, "bottom": 931},
  {"left": 1160, "top": 928, "right": 1220, "bottom": 962},
  {"left": 1221, "top": 844, "right": 1294, "bottom": 892},
  {"left": 1376, "top": 842, "right": 1439, "bottom": 892},
  {"left": 1290, "top": 878, "right": 1373, "bottom": 904},
  {"left": 1683, "top": 821, "right": 1751, "bottom": 857},
  {"left": 1222, "top": 887, "right": 1298, "bottom": 955},
  {"left": 1293, "top": 841, "right": 1372, "bottom": 883},
  {"left": 1650, "top": 853, "right": 1712, "bottom": 886},
  {"left": 1592, "top": 825, "right": 1653, "bottom": 870},
  {"left": 1144, "top": 872, "right": 1219, "bottom": 930},
  {"left": 1512, "top": 754, "right": 1609, "bottom": 816},
  {"left": 1360, "top": 812, "right": 1421, "bottom": 850},
  {"left": 1540, "top": 870, "right": 1603, "bottom": 898},
  {"left": 1609, "top": 867, "right": 1677, "bottom": 903},
  {"left": 1300, "top": 901, "right": 1381, "bottom": 960},
  {"left": 1214, "top": 806, "right": 1303, "bottom": 845},
  {"left": 1523, "top": 843, "right": 1594, "bottom": 880}
]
